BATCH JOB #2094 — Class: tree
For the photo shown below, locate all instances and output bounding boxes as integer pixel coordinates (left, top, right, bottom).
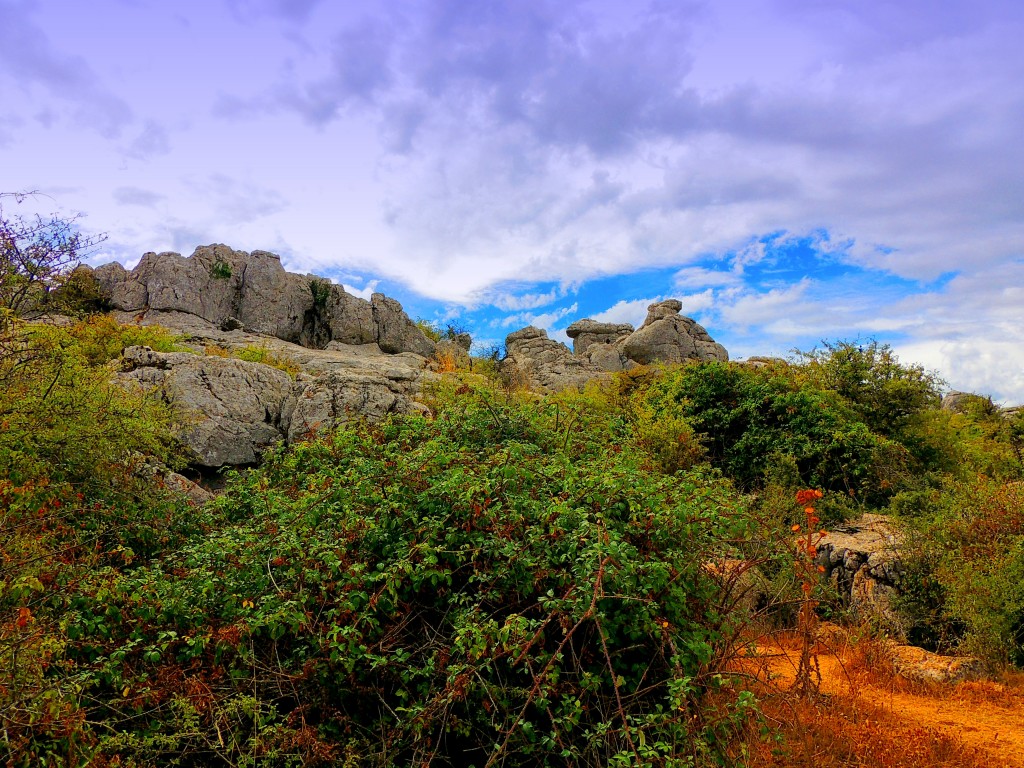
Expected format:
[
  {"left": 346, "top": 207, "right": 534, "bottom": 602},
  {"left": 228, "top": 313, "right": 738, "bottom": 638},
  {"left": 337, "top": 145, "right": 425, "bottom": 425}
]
[{"left": 0, "top": 192, "right": 107, "bottom": 326}]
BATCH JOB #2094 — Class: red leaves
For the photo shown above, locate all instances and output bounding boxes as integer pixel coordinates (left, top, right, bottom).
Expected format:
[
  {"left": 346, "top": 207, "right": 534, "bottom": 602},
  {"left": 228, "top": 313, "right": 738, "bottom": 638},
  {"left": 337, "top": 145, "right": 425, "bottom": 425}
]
[{"left": 16, "top": 606, "right": 33, "bottom": 628}]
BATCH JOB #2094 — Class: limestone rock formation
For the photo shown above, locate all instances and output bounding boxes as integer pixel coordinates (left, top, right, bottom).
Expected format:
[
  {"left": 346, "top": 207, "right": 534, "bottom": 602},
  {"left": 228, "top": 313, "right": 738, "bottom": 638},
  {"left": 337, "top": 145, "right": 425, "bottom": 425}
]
[
  {"left": 813, "top": 513, "right": 906, "bottom": 634},
  {"left": 620, "top": 300, "right": 729, "bottom": 366},
  {"left": 503, "top": 299, "right": 729, "bottom": 392},
  {"left": 285, "top": 370, "right": 427, "bottom": 443},
  {"left": 120, "top": 346, "right": 294, "bottom": 467},
  {"left": 118, "top": 329, "right": 432, "bottom": 468},
  {"left": 94, "top": 245, "right": 434, "bottom": 356},
  {"left": 501, "top": 327, "right": 603, "bottom": 393},
  {"left": 566, "top": 319, "right": 634, "bottom": 372},
  {"left": 371, "top": 293, "right": 435, "bottom": 357}
]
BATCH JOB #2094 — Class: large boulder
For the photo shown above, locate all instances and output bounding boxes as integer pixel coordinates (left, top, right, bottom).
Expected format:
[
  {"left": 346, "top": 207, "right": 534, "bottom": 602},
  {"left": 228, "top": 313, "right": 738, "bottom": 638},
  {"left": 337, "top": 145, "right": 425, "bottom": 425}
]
[
  {"left": 94, "top": 245, "right": 435, "bottom": 355},
  {"left": 372, "top": 293, "right": 435, "bottom": 357},
  {"left": 119, "top": 345, "right": 294, "bottom": 467},
  {"left": 889, "top": 644, "right": 985, "bottom": 684},
  {"left": 285, "top": 371, "right": 427, "bottom": 442},
  {"left": 500, "top": 327, "right": 604, "bottom": 393},
  {"left": 620, "top": 300, "right": 729, "bottom": 365}
]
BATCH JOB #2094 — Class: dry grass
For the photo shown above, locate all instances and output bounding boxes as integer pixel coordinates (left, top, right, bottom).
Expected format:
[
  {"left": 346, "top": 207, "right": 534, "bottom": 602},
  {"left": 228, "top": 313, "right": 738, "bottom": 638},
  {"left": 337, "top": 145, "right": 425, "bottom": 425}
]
[
  {"left": 741, "top": 693, "right": 990, "bottom": 768},
  {"left": 729, "top": 630, "right": 1017, "bottom": 768}
]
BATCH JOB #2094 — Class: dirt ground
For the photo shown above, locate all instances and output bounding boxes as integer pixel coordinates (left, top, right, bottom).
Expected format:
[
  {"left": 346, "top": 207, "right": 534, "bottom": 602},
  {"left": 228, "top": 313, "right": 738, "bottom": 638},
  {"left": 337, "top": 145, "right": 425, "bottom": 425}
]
[{"left": 748, "top": 639, "right": 1024, "bottom": 766}]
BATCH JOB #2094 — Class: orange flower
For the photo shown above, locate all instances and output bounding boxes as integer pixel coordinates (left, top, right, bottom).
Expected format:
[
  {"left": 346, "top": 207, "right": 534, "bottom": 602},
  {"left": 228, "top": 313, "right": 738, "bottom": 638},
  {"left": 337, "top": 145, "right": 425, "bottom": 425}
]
[{"left": 791, "top": 524, "right": 802, "bottom": 532}]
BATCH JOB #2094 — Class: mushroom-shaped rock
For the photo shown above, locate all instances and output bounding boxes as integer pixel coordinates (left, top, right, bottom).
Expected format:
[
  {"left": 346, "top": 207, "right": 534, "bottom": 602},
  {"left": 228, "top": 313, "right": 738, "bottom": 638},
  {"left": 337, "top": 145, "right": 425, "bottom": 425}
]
[
  {"left": 565, "top": 319, "right": 634, "bottom": 355},
  {"left": 620, "top": 301, "right": 728, "bottom": 365}
]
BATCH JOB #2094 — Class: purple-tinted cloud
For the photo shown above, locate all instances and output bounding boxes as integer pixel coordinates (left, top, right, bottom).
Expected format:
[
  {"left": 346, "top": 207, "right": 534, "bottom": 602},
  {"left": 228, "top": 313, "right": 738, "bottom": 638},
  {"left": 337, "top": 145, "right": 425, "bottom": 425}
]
[
  {"left": 225, "top": 0, "right": 326, "bottom": 23},
  {"left": 0, "top": 1, "right": 133, "bottom": 137},
  {"left": 113, "top": 186, "right": 165, "bottom": 208}
]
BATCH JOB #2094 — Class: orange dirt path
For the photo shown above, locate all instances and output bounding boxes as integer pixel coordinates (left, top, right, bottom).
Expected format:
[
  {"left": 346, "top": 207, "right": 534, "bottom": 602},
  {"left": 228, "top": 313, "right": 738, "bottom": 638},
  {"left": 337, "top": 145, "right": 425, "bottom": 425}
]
[{"left": 751, "top": 644, "right": 1024, "bottom": 766}]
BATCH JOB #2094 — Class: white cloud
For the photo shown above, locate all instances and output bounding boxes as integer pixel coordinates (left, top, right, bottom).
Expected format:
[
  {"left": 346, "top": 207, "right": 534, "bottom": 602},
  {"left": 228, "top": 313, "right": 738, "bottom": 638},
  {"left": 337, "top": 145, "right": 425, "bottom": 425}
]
[
  {"left": 342, "top": 279, "right": 380, "bottom": 301},
  {"left": 490, "top": 288, "right": 561, "bottom": 311},
  {"left": 500, "top": 302, "right": 579, "bottom": 330},
  {"left": 591, "top": 297, "right": 663, "bottom": 329},
  {"left": 674, "top": 266, "right": 741, "bottom": 290}
]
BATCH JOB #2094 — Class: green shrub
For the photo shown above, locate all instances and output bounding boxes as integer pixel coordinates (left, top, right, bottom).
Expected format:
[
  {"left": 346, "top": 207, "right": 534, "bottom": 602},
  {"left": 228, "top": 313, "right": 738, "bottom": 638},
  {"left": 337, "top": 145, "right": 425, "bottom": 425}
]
[
  {"left": 61, "top": 314, "right": 187, "bottom": 364},
  {"left": 799, "top": 340, "right": 943, "bottom": 439},
  {"left": 894, "top": 477, "right": 1024, "bottom": 665},
  {"left": 209, "top": 259, "right": 232, "bottom": 279},
  {"left": 70, "top": 385, "right": 755, "bottom": 766},
  {"left": 233, "top": 343, "right": 301, "bottom": 379},
  {"left": 638, "top": 361, "right": 900, "bottom": 503},
  {"left": 309, "top": 278, "right": 331, "bottom": 309}
]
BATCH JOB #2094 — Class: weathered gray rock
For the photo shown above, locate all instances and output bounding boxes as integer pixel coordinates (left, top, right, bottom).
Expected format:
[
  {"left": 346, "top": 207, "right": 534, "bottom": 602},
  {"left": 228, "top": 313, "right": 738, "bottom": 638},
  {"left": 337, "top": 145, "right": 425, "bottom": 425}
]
[
  {"left": 501, "top": 327, "right": 604, "bottom": 393},
  {"left": 565, "top": 319, "right": 634, "bottom": 355},
  {"left": 285, "top": 371, "right": 427, "bottom": 442},
  {"left": 119, "top": 345, "right": 294, "bottom": 467},
  {"left": 620, "top": 301, "right": 729, "bottom": 365},
  {"left": 565, "top": 319, "right": 635, "bottom": 372},
  {"left": 501, "top": 300, "right": 728, "bottom": 391},
  {"left": 94, "top": 245, "right": 435, "bottom": 355},
  {"left": 371, "top": 293, "right": 435, "bottom": 357},
  {"left": 814, "top": 513, "right": 907, "bottom": 634}
]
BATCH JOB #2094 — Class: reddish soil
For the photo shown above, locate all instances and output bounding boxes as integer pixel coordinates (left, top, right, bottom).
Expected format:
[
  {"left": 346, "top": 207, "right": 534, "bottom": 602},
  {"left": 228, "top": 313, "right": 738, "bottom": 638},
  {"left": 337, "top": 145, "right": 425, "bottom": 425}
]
[{"left": 748, "top": 640, "right": 1024, "bottom": 766}]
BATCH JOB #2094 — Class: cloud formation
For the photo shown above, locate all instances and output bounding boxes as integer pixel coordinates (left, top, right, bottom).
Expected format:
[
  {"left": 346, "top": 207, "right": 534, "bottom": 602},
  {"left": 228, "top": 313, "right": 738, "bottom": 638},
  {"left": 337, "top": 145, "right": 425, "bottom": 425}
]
[{"left": 0, "top": 0, "right": 1021, "bottom": 401}]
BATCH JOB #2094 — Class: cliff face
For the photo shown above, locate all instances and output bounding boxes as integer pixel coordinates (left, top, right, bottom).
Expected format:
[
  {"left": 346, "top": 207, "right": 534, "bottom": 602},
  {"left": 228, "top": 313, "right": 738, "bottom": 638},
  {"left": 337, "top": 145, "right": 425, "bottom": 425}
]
[{"left": 91, "top": 244, "right": 435, "bottom": 357}]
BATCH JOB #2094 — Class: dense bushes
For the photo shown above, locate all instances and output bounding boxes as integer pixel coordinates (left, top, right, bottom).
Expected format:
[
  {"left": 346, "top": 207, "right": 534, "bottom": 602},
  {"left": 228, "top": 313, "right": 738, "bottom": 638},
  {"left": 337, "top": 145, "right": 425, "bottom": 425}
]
[
  {"left": 635, "top": 359, "right": 906, "bottom": 505},
  {"left": 60, "top": 386, "right": 755, "bottom": 766},
  {"left": 4, "top": 309, "right": 1024, "bottom": 766}
]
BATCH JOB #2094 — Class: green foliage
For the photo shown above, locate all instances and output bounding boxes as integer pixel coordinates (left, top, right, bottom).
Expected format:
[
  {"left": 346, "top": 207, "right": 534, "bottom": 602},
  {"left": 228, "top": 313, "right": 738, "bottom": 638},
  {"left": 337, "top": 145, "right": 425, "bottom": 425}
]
[
  {"left": 895, "top": 477, "right": 1024, "bottom": 666},
  {"left": 233, "top": 343, "right": 302, "bottom": 379},
  {"left": 638, "top": 360, "right": 901, "bottom": 503},
  {"left": 209, "top": 259, "right": 232, "bottom": 279},
  {"left": 799, "top": 340, "right": 943, "bottom": 439},
  {"left": 63, "top": 385, "right": 754, "bottom": 766},
  {"left": 415, "top": 317, "right": 443, "bottom": 342},
  {"left": 62, "top": 314, "right": 187, "bottom": 365},
  {"left": 0, "top": 316, "right": 203, "bottom": 766},
  {"left": 46, "top": 266, "right": 110, "bottom": 315},
  {"left": 309, "top": 278, "right": 331, "bottom": 309}
]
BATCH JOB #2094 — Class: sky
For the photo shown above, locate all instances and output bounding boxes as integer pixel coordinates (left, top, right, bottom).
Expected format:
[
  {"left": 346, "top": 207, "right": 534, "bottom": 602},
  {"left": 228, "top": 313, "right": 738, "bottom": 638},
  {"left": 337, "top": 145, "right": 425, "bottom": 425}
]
[{"left": 1, "top": 0, "right": 1022, "bottom": 403}]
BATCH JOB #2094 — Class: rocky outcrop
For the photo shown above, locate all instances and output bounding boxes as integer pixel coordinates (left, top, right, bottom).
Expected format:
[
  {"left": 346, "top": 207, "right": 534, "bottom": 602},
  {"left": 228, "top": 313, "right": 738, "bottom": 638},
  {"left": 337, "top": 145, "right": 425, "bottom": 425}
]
[
  {"left": 285, "top": 370, "right": 427, "bottom": 443},
  {"left": 620, "top": 300, "right": 729, "bottom": 366},
  {"left": 371, "top": 293, "right": 434, "bottom": 357},
  {"left": 503, "top": 300, "right": 729, "bottom": 392},
  {"left": 814, "top": 514, "right": 906, "bottom": 634},
  {"left": 119, "top": 327, "right": 432, "bottom": 467},
  {"left": 94, "top": 245, "right": 434, "bottom": 356},
  {"left": 565, "top": 319, "right": 634, "bottom": 371},
  {"left": 501, "top": 327, "right": 603, "bottom": 392},
  {"left": 120, "top": 346, "right": 295, "bottom": 467}
]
